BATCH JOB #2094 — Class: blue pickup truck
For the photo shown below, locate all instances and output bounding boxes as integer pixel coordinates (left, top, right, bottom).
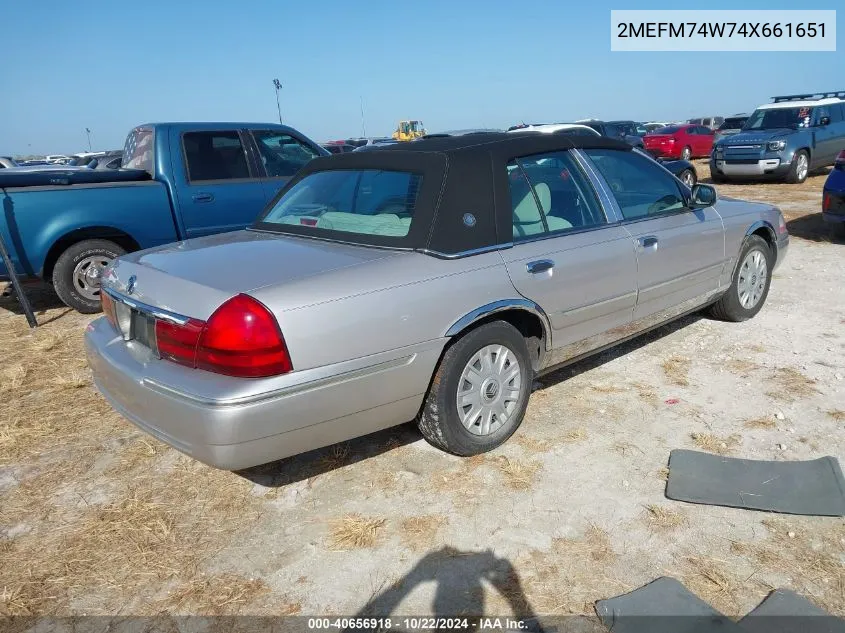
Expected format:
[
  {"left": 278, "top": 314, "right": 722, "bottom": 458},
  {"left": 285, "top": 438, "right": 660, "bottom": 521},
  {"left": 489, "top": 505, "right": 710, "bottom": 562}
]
[{"left": 0, "top": 122, "right": 327, "bottom": 312}]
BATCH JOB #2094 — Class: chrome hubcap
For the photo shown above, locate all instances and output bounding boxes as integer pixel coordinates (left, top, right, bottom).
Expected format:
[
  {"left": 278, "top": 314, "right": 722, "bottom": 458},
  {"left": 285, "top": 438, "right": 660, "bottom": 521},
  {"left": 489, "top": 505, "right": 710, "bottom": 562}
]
[
  {"left": 682, "top": 148, "right": 691, "bottom": 160},
  {"left": 682, "top": 171, "right": 694, "bottom": 186},
  {"left": 797, "top": 154, "right": 808, "bottom": 180},
  {"left": 456, "top": 344, "right": 522, "bottom": 436},
  {"left": 737, "top": 249, "right": 768, "bottom": 309},
  {"left": 72, "top": 255, "right": 111, "bottom": 301}
]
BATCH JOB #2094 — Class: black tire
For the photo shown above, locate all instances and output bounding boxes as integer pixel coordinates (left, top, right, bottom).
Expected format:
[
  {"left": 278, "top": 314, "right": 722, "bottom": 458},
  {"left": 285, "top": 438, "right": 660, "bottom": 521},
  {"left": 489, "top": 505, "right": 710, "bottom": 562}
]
[
  {"left": 681, "top": 146, "right": 692, "bottom": 161},
  {"left": 708, "top": 235, "right": 773, "bottom": 322},
  {"left": 417, "top": 320, "right": 532, "bottom": 456},
  {"left": 52, "top": 239, "right": 125, "bottom": 313},
  {"left": 710, "top": 170, "right": 727, "bottom": 184},
  {"left": 829, "top": 222, "right": 845, "bottom": 242},
  {"left": 785, "top": 150, "right": 809, "bottom": 184}
]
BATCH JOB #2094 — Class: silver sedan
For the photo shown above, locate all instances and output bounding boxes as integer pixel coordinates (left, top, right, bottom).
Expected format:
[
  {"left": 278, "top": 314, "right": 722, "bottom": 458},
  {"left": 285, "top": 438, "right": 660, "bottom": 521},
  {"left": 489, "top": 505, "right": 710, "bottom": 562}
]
[{"left": 86, "top": 133, "right": 789, "bottom": 469}]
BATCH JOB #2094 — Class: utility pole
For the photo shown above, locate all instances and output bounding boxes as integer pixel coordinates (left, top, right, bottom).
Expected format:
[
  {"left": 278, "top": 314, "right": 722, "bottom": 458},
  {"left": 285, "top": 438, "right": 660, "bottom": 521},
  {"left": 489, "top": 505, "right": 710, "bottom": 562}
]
[
  {"left": 360, "top": 96, "right": 366, "bottom": 137},
  {"left": 85, "top": 127, "right": 92, "bottom": 151},
  {"left": 273, "top": 79, "right": 283, "bottom": 124}
]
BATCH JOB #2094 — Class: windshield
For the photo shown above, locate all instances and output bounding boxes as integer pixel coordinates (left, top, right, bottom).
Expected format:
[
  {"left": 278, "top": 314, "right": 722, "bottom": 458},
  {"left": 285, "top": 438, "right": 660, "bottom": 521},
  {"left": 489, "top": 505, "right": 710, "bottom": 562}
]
[
  {"left": 258, "top": 169, "right": 423, "bottom": 238},
  {"left": 743, "top": 107, "right": 812, "bottom": 131},
  {"left": 122, "top": 126, "right": 154, "bottom": 172},
  {"left": 719, "top": 117, "right": 746, "bottom": 131}
]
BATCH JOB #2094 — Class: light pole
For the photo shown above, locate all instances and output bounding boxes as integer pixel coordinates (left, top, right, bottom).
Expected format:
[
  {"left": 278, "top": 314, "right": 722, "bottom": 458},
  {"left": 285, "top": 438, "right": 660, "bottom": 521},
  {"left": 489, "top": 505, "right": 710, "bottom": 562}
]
[
  {"left": 273, "top": 79, "right": 282, "bottom": 124},
  {"left": 85, "top": 127, "right": 92, "bottom": 151}
]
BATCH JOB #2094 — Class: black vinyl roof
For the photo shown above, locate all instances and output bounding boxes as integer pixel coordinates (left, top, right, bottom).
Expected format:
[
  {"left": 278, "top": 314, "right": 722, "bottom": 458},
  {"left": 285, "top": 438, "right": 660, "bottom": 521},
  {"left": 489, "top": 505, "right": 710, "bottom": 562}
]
[{"left": 376, "top": 131, "right": 629, "bottom": 154}]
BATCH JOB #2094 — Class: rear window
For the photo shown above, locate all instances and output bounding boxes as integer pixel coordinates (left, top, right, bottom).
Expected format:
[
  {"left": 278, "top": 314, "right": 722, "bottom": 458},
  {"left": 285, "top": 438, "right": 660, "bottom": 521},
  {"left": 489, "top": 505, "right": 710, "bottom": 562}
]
[
  {"left": 122, "top": 126, "right": 154, "bottom": 173},
  {"left": 259, "top": 169, "right": 422, "bottom": 238},
  {"left": 654, "top": 126, "right": 681, "bottom": 134}
]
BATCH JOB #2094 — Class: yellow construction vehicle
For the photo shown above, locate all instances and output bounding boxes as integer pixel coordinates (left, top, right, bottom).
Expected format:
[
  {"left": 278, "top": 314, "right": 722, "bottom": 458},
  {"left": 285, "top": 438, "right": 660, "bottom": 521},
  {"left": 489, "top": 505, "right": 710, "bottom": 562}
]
[{"left": 392, "top": 120, "right": 426, "bottom": 141}]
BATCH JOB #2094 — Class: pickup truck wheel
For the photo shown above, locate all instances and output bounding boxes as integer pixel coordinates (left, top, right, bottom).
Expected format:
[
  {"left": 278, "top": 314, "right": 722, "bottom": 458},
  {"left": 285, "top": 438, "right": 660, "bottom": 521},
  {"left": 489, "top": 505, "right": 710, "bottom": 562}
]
[
  {"left": 707, "top": 235, "right": 772, "bottom": 322},
  {"left": 786, "top": 150, "right": 809, "bottom": 184},
  {"left": 52, "top": 239, "right": 125, "bottom": 313},
  {"left": 417, "top": 321, "right": 532, "bottom": 456}
]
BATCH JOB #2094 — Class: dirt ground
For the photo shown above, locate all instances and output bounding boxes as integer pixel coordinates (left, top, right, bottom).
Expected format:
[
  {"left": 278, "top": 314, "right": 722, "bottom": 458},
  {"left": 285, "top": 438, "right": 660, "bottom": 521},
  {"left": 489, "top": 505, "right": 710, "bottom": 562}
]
[{"left": 1, "top": 162, "right": 843, "bottom": 619}]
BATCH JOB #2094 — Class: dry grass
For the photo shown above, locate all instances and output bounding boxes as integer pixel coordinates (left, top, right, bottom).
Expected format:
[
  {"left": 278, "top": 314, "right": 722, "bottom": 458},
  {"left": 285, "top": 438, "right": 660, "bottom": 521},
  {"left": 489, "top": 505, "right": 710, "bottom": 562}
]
[
  {"left": 50, "top": 369, "right": 91, "bottom": 390},
  {"left": 399, "top": 514, "right": 447, "bottom": 552},
  {"left": 154, "top": 573, "right": 270, "bottom": 615},
  {"left": 768, "top": 367, "right": 818, "bottom": 402},
  {"left": 727, "top": 358, "right": 760, "bottom": 375},
  {"left": 656, "top": 467, "right": 670, "bottom": 481},
  {"left": 514, "top": 434, "right": 552, "bottom": 453},
  {"left": 317, "top": 443, "right": 351, "bottom": 470},
  {"left": 680, "top": 556, "right": 747, "bottom": 613},
  {"left": 493, "top": 456, "right": 542, "bottom": 490},
  {"left": 743, "top": 416, "right": 777, "bottom": 430},
  {"left": 643, "top": 504, "right": 687, "bottom": 531},
  {"left": 327, "top": 514, "right": 387, "bottom": 550},
  {"left": 562, "top": 427, "right": 588, "bottom": 443},
  {"left": 612, "top": 441, "right": 643, "bottom": 457},
  {"left": 826, "top": 409, "right": 845, "bottom": 422},
  {"left": 588, "top": 383, "right": 626, "bottom": 394},
  {"left": 690, "top": 432, "right": 741, "bottom": 455},
  {"left": 662, "top": 355, "right": 691, "bottom": 387}
]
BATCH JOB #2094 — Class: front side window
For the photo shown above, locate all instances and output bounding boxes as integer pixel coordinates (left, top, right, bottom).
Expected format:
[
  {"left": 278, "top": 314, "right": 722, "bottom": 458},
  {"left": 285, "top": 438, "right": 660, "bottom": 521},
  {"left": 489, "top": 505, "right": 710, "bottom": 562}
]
[
  {"left": 585, "top": 149, "right": 687, "bottom": 220},
  {"left": 508, "top": 152, "right": 606, "bottom": 240},
  {"left": 253, "top": 131, "right": 320, "bottom": 178},
  {"left": 719, "top": 118, "right": 746, "bottom": 131},
  {"left": 183, "top": 131, "right": 250, "bottom": 181},
  {"left": 744, "top": 107, "right": 813, "bottom": 130},
  {"left": 259, "top": 169, "right": 421, "bottom": 238}
]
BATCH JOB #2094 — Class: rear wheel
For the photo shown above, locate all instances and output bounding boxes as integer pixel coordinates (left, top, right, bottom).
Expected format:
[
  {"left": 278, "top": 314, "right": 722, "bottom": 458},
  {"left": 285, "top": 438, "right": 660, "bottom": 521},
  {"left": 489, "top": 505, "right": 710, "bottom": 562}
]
[
  {"left": 52, "top": 239, "right": 125, "bottom": 313},
  {"left": 681, "top": 146, "right": 692, "bottom": 161},
  {"left": 708, "top": 235, "right": 772, "bottom": 322},
  {"left": 786, "top": 150, "right": 809, "bottom": 184},
  {"left": 417, "top": 321, "right": 532, "bottom": 456}
]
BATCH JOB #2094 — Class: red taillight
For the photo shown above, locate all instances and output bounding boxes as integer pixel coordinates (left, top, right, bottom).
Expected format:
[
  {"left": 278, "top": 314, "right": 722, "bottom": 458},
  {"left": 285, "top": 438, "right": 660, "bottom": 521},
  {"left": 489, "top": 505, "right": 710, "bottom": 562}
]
[
  {"left": 156, "top": 318, "right": 204, "bottom": 367},
  {"left": 836, "top": 150, "right": 845, "bottom": 169},
  {"left": 101, "top": 292, "right": 117, "bottom": 328},
  {"left": 151, "top": 294, "right": 292, "bottom": 378},
  {"left": 824, "top": 192, "right": 832, "bottom": 211},
  {"left": 195, "top": 294, "right": 292, "bottom": 378}
]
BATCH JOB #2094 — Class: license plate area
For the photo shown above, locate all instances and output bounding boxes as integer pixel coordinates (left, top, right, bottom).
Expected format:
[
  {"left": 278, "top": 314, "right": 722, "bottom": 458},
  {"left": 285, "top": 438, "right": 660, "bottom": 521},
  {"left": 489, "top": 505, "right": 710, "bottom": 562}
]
[{"left": 113, "top": 299, "right": 158, "bottom": 355}]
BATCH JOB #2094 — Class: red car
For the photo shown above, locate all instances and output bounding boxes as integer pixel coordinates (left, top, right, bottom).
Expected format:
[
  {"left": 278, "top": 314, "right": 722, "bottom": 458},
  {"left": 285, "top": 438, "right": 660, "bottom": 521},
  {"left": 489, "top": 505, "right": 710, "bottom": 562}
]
[{"left": 643, "top": 124, "right": 715, "bottom": 160}]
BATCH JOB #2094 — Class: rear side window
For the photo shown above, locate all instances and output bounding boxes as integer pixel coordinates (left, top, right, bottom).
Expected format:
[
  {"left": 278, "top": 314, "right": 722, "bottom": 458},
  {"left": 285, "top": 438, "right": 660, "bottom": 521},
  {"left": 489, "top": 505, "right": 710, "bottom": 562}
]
[
  {"left": 508, "top": 152, "right": 606, "bottom": 240},
  {"left": 585, "top": 149, "right": 686, "bottom": 220},
  {"left": 253, "top": 131, "right": 320, "bottom": 177},
  {"left": 719, "top": 118, "right": 746, "bottom": 130},
  {"left": 123, "top": 126, "right": 154, "bottom": 173},
  {"left": 183, "top": 131, "right": 250, "bottom": 181},
  {"left": 260, "top": 169, "right": 421, "bottom": 237}
]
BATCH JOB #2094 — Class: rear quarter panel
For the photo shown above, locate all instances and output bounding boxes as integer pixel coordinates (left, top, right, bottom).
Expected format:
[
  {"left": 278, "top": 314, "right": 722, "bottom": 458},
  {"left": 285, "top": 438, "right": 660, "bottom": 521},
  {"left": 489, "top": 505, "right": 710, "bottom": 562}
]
[
  {"left": 0, "top": 180, "right": 177, "bottom": 278},
  {"left": 251, "top": 251, "right": 520, "bottom": 371},
  {"left": 715, "top": 197, "right": 782, "bottom": 285}
]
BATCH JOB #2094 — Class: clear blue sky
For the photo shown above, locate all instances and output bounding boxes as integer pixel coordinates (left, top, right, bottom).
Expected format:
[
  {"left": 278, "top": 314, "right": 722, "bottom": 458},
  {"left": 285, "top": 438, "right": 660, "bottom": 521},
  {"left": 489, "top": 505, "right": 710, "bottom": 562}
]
[{"left": 0, "top": 0, "right": 841, "bottom": 155}]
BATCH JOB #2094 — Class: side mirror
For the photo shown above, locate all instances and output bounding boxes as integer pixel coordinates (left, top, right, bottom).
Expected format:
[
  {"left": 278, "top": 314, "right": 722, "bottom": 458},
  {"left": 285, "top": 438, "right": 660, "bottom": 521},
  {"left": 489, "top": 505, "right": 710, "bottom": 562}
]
[
  {"left": 819, "top": 116, "right": 831, "bottom": 126},
  {"left": 690, "top": 183, "right": 717, "bottom": 207}
]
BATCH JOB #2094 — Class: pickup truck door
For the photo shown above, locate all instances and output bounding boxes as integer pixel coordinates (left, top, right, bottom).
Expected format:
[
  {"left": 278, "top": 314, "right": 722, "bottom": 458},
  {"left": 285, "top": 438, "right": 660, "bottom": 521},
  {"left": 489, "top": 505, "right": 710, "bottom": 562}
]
[
  {"left": 582, "top": 148, "right": 725, "bottom": 322},
  {"left": 247, "top": 129, "right": 323, "bottom": 203},
  {"left": 497, "top": 150, "right": 637, "bottom": 364},
  {"left": 169, "top": 128, "right": 268, "bottom": 238}
]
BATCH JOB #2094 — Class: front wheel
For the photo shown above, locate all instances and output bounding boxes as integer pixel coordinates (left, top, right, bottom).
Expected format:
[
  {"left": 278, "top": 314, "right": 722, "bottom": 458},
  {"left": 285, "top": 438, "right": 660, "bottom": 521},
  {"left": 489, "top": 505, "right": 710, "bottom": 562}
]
[
  {"left": 786, "top": 150, "right": 809, "bottom": 184},
  {"left": 707, "top": 235, "right": 773, "bottom": 322},
  {"left": 417, "top": 321, "right": 532, "bottom": 456},
  {"left": 52, "top": 239, "right": 125, "bottom": 313},
  {"left": 681, "top": 146, "right": 692, "bottom": 161},
  {"left": 679, "top": 168, "right": 696, "bottom": 188}
]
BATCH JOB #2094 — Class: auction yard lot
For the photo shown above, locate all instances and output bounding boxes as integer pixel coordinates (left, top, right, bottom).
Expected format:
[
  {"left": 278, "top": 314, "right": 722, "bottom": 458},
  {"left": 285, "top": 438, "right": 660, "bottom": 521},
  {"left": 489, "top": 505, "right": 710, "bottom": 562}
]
[{"left": 1, "top": 162, "right": 843, "bottom": 618}]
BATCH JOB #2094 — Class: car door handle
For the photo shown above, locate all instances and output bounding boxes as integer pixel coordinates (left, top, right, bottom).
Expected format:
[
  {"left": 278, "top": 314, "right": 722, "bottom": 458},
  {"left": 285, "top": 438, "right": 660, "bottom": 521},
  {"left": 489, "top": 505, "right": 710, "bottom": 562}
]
[
  {"left": 526, "top": 259, "right": 555, "bottom": 274},
  {"left": 192, "top": 192, "right": 214, "bottom": 203},
  {"left": 638, "top": 236, "right": 659, "bottom": 249}
]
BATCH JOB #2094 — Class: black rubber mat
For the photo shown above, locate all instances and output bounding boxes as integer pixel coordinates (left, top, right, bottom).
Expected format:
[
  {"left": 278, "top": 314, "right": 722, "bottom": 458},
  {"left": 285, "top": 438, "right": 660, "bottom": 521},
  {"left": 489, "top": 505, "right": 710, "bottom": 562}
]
[
  {"left": 595, "top": 576, "right": 743, "bottom": 633},
  {"left": 665, "top": 450, "right": 845, "bottom": 516},
  {"left": 740, "top": 589, "right": 845, "bottom": 633}
]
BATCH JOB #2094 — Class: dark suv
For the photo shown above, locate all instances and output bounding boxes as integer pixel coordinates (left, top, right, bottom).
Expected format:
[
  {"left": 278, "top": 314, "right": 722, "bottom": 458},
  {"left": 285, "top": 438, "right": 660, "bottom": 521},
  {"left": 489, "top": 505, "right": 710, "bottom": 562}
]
[
  {"left": 579, "top": 120, "right": 644, "bottom": 149},
  {"left": 711, "top": 92, "right": 845, "bottom": 184}
]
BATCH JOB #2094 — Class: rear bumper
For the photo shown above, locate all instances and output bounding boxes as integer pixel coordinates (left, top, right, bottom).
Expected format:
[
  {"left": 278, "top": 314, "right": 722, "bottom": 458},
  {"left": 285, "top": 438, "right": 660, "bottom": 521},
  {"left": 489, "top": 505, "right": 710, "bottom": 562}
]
[
  {"left": 85, "top": 317, "right": 444, "bottom": 470},
  {"left": 645, "top": 147, "right": 679, "bottom": 159},
  {"left": 822, "top": 188, "right": 845, "bottom": 224},
  {"left": 710, "top": 158, "right": 790, "bottom": 179}
]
